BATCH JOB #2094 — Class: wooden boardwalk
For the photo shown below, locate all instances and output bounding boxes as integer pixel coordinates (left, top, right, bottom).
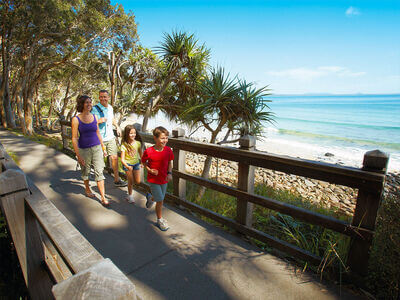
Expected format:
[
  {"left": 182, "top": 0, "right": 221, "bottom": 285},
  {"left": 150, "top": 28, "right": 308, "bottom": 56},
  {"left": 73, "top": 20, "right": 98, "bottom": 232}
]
[{"left": 0, "top": 129, "right": 361, "bottom": 300}]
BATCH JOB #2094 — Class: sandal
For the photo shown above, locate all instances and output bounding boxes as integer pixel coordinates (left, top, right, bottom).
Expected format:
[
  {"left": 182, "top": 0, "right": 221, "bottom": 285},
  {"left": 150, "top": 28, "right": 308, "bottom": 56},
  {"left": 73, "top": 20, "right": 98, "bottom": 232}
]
[
  {"left": 101, "top": 199, "right": 110, "bottom": 207},
  {"left": 85, "top": 192, "right": 96, "bottom": 198}
]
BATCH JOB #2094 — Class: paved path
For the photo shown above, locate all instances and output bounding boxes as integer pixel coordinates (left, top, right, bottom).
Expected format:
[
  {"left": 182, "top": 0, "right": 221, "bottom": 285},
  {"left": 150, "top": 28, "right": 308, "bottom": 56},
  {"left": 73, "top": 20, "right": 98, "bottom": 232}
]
[{"left": 0, "top": 129, "right": 361, "bottom": 300}]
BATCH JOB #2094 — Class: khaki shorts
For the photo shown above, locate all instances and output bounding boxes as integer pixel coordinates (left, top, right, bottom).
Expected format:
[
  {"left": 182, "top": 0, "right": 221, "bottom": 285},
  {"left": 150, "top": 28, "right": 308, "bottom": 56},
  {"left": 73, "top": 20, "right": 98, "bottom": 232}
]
[
  {"left": 79, "top": 144, "right": 105, "bottom": 181},
  {"left": 104, "top": 139, "right": 118, "bottom": 157}
]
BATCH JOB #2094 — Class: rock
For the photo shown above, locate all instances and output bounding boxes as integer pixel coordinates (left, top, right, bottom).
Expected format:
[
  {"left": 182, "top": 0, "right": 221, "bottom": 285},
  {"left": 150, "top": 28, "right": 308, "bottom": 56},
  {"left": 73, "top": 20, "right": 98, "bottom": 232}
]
[{"left": 325, "top": 152, "right": 335, "bottom": 157}]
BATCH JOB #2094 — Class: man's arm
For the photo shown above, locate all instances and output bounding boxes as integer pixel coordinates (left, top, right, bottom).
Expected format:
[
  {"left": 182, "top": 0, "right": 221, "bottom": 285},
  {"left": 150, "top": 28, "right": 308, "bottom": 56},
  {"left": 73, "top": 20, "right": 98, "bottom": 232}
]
[{"left": 112, "top": 116, "right": 121, "bottom": 136}]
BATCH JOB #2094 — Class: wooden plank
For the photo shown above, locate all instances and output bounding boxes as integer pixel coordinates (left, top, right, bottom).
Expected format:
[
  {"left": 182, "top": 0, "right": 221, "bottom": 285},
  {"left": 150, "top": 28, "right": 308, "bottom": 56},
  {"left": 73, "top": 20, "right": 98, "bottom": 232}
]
[
  {"left": 25, "top": 203, "right": 55, "bottom": 299},
  {"left": 41, "top": 229, "right": 73, "bottom": 283},
  {"left": 165, "top": 193, "right": 321, "bottom": 265},
  {"left": 0, "top": 169, "right": 54, "bottom": 299},
  {"left": 173, "top": 170, "right": 373, "bottom": 241},
  {"left": 25, "top": 180, "right": 103, "bottom": 274},
  {"left": 52, "top": 258, "right": 140, "bottom": 300}
]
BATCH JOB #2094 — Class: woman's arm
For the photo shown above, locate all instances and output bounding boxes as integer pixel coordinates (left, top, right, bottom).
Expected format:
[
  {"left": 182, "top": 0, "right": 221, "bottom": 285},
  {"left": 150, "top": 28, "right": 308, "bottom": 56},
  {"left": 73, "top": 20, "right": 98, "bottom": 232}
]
[{"left": 71, "top": 117, "right": 85, "bottom": 166}]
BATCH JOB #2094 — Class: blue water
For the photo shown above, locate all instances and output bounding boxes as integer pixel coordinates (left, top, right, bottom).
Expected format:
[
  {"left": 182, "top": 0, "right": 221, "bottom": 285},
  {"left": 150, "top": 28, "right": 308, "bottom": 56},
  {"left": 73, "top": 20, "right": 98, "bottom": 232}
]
[{"left": 266, "top": 94, "right": 400, "bottom": 159}]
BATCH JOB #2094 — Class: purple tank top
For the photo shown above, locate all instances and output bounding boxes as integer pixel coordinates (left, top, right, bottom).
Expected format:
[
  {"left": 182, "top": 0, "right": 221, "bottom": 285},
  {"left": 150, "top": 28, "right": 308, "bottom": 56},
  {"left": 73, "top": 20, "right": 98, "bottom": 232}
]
[{"left": 77, "top": 114, "right": 101, "bottom": 149}]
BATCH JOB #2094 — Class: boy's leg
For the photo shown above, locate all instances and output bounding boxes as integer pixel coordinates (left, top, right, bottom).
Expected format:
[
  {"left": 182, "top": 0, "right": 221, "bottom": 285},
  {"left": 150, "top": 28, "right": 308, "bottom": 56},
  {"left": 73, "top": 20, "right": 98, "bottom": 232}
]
[{"left": 155, "top": 201, "right": 163, "bottom": 219}]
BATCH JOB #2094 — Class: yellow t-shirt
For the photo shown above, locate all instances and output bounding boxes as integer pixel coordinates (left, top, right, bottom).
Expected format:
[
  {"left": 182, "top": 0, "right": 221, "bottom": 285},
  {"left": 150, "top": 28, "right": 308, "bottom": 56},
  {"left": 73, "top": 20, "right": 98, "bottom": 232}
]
[{"left": 121, "top": 141, "right": 141, "bottom": 164}]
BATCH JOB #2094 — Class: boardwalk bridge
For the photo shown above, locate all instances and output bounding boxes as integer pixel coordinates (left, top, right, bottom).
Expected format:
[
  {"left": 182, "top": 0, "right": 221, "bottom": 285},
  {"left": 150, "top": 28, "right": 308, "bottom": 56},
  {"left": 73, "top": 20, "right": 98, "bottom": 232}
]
[{"left": 0, "top": 127, "right": 388, "bottom": 299}]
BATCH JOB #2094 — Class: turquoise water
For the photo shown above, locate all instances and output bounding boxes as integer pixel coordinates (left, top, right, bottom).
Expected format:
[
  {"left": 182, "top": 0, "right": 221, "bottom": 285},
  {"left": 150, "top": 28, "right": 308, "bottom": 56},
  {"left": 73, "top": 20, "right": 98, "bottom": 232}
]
[{"left": 267, "top": 94, "right": 400, "bottom": 155}]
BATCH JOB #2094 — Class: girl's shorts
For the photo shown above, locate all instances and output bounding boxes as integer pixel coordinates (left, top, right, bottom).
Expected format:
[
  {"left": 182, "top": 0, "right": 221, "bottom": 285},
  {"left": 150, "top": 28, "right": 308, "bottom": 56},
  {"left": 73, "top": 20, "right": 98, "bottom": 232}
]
[
  {"left": 123, "top": 162, "right": 140, "bottom": 171},
  {"left": 148, "top": 182, "right": 168, "bottom": 202}
]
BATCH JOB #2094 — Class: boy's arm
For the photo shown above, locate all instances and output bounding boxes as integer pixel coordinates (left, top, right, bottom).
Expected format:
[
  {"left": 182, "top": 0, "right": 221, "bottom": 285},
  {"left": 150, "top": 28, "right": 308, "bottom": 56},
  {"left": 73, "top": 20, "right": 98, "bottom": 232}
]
[{"left": 166, "top": 160, "right": 173, "bottom": 182}]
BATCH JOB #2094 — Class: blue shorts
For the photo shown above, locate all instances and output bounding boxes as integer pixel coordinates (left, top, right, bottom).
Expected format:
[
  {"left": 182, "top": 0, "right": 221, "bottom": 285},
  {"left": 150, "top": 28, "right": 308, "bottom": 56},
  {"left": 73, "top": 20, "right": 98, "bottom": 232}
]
[
  {"left": 123, "top": 162, "right": 140, "bottom": 172},
  {"left": 148, "top": 182, "right": 168, "bottom": 202}
]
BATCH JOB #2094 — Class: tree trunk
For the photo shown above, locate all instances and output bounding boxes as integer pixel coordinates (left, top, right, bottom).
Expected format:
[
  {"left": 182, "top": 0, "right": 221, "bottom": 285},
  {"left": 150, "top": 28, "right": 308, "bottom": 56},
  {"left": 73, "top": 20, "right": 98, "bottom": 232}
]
[
  {"left": 47, "top": 90, "right": 56, "bottom": 130},
  {"left": 196, "top": 131, "right": 219, "bottom": 201}
]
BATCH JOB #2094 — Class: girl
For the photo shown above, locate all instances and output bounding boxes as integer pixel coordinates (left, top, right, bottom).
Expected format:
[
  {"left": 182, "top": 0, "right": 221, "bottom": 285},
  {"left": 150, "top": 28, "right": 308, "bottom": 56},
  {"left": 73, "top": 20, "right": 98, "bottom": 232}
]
[{"left": 121, "top": 125, "right": 143, "bottom": 203}]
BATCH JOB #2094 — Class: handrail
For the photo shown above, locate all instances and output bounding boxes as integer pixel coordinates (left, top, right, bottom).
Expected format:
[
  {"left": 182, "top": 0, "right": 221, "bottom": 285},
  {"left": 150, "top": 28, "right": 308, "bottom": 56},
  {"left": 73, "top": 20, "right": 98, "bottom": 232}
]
[
  {"left": 0, "top": 141, "right": 141, "bottom": 299},
  {"left": 59, "top": 120, "right": 388, "bottom": 277}
]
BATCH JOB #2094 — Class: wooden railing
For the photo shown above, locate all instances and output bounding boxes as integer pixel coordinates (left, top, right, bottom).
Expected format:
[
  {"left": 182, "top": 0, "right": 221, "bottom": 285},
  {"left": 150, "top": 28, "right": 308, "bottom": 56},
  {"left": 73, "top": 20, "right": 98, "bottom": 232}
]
[
  {"left": 0, "top": 141, "right": 142, "bottom": 299},
  {"left": 60, "top": 120, "right": 388, "bottom": 278}
]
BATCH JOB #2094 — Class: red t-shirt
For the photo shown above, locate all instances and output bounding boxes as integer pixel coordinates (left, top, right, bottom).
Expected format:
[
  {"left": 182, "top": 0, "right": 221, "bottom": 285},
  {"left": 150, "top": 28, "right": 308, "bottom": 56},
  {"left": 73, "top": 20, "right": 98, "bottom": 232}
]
[{"left": 141, "top": 146, "right": 174, "bottom": 184}]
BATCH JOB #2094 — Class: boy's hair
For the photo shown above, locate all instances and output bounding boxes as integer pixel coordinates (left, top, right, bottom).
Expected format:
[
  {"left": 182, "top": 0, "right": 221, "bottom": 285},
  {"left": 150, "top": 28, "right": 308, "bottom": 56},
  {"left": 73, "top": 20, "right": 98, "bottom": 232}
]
[
  {"left": 76, "top": 95, "right": 91, "bottom": 112},
  {"left": 122, "top": 124, "right": 142, "bottom": 144},
  {"left": 153, "top": 126, "right": 169, "bottom": 138}
]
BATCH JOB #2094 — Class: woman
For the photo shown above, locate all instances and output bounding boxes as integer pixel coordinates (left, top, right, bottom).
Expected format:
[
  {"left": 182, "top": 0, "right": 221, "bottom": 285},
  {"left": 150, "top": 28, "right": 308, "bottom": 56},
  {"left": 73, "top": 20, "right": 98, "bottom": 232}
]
[{"left": 71, "top": 95, "right": 109, "bottom": 207}]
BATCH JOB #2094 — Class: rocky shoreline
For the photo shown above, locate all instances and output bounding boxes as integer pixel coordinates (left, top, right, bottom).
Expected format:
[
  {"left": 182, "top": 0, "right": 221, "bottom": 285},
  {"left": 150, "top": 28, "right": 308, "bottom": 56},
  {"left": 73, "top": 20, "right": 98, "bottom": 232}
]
[{"left": 185, "top": 152, "right": 400, "bottom": 216}]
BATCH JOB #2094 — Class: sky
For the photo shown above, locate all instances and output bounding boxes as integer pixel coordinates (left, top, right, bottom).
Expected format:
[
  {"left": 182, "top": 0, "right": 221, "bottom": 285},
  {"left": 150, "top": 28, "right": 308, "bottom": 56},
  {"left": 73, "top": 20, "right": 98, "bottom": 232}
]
[{"left": 112, "top": 0, "right": 400, "bottom": 95}]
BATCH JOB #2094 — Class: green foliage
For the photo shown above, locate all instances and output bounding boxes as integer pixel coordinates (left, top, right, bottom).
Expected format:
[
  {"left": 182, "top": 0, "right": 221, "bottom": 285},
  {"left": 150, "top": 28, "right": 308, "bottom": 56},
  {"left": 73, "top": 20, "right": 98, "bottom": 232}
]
[{"left": 367, "top": 196, "right": 400, "bottom": 299}]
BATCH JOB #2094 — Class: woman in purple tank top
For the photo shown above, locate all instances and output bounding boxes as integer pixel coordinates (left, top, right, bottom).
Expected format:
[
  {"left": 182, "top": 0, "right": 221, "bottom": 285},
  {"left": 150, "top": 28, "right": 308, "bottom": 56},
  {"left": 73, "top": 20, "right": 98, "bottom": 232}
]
[{"left": 71, "top": 95, "right": 109, "bottom": 207}]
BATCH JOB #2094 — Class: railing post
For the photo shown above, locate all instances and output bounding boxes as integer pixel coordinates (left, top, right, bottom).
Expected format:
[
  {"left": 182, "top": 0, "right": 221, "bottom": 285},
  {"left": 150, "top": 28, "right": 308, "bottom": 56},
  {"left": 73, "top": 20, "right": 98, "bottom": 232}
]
[
  {"left": 236, "top": 135, "right": 256, "bottom": 227},
  {"left": 347, "top": 149, "right": 389, "bottom": 276},
  {"left": 52, "top": 258, "right": 141, "bottom": 299},
  {"left": 0, "top": 169, "right": 53, "bottom": 299},
  {"left": 172, "top": 128, "right": 186, "bottom": 202}
]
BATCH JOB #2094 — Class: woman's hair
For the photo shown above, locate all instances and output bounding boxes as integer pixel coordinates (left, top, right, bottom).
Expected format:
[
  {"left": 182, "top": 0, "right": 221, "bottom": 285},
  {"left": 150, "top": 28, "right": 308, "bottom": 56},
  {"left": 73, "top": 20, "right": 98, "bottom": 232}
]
[
  {"left": 76, "top": 95, "right": 91, "bottom": 112},
  {"left": 153, "top": 126, "right": 169, "bottom": 138},
  {"left": 122, "top": 124, "right": 143, "bottom": 144}
]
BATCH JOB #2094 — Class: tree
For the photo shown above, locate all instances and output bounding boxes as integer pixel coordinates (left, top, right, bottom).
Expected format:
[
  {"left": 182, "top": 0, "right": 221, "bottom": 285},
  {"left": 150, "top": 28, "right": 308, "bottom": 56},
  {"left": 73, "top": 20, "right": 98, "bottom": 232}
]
[
  {"left": 141, "top": 31, "right": 210, "bottom": 131},
  {"left": 165, "top": 66, "right": 273, "bottom": 198}
]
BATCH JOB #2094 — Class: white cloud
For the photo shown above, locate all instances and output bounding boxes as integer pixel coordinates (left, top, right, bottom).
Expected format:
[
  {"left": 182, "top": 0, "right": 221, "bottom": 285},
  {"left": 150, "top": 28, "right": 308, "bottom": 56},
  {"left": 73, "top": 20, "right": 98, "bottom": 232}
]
[
  {"left": 266, "top": 66, "right": 366, "bottom": 81},
  {"left": 346, "top": 6, "right": 361, "bottom": 16}
]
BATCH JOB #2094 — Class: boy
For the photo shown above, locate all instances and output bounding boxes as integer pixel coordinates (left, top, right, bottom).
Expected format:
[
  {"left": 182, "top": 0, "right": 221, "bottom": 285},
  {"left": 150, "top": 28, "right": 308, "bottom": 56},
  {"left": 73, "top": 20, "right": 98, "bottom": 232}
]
[{"left": 142, "top": 126, "right": 174, "bottom": 231}]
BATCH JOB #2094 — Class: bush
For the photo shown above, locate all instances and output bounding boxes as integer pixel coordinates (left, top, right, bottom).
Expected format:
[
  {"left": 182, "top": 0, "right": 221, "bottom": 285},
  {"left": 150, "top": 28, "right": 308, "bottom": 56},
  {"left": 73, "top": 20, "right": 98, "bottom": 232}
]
[{"left": 367, "top": 195, "right": 400, "bottom": 299}]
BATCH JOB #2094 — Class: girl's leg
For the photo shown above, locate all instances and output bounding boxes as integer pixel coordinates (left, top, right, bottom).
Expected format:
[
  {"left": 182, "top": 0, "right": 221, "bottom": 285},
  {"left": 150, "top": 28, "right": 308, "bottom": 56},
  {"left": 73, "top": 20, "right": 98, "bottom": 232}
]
[
  {"left": 132, "top": 169, "right": 141, "bottom": 185},
  {"left": 126, "top": 169, "right": 134, "bottom": 195}
]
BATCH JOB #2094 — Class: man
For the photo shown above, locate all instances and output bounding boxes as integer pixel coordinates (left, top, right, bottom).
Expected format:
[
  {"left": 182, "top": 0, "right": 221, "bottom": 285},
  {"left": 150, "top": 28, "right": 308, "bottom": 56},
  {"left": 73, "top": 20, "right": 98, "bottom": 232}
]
[{"left": 92, "top": 90, "right": 127, "bottom": 187}]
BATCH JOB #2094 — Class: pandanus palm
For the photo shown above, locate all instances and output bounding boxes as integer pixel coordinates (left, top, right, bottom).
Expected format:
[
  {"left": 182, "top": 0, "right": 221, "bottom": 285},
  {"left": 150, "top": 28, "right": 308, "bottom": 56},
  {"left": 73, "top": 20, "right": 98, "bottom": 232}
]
[
  {"left": 141, "top": 31, "right": 210, "bottom": 131},
  {"left": 176, "top": 67, "right": 274, "bottom": 199}
]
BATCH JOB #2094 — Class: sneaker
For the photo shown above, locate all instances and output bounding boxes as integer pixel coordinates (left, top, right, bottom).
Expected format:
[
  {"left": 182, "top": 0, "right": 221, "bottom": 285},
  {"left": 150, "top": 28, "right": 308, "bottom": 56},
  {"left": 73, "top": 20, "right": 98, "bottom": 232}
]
[
  {"left": 126, "top": 194, "right": 135, "bottom": 204},
  {"left": 157, "top": 218, "right": 169, "bottom": 231},
  {"left": 114, "top": 179, "right": 127, "bottom": 187},
  {"left": 145, "top": 193, "right": 154, "bottom": 209}
]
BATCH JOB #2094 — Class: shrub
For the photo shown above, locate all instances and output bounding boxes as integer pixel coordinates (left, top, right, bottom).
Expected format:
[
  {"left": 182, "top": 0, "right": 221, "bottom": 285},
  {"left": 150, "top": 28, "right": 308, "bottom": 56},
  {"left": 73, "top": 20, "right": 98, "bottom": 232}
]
[{"left": 367, "top": 195, "right": 400, "bottom": 299}]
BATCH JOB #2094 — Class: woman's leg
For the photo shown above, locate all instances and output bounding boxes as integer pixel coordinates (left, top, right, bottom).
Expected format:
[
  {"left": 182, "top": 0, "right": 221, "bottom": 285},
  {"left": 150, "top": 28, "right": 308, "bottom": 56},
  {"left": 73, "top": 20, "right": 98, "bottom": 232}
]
[
  {"left": 97, "top": 179, "right": 107, "bottom": 203},
  {"left": 83, "top": 179, "right": 93, "bottom": 196}
]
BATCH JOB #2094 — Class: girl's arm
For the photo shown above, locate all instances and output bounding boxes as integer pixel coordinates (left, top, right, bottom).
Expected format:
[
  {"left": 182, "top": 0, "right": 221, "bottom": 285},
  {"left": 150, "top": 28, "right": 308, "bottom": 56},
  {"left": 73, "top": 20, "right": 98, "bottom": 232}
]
[
  {"left": 71, "top": 117, "right": 85, "bottom": 166},
  {"left": 120, "top": 148, "right": 131, "bottom": 170}
]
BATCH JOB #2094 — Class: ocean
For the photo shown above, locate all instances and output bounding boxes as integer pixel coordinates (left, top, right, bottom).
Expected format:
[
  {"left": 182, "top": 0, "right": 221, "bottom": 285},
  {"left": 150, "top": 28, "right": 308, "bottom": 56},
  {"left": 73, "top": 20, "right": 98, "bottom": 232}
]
[
  {"left": 262, "top": 94, "right": 400, "bottom": 171},
  {"left": 128, "top": 94, "right": 400, "bottom": 172}
]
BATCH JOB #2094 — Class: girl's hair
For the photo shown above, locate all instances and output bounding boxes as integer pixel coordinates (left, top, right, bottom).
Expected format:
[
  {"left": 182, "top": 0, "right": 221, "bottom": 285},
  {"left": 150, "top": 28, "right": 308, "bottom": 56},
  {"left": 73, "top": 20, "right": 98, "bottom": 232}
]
[
  {"left": 76, "top": 95, "right": 91, "bottom": 112},
  {"left": 153, "top": 126, "right": 169, "bottom": 138},
  {"left": 122, "top": 124, "right": 143, "bottom": 144}
]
